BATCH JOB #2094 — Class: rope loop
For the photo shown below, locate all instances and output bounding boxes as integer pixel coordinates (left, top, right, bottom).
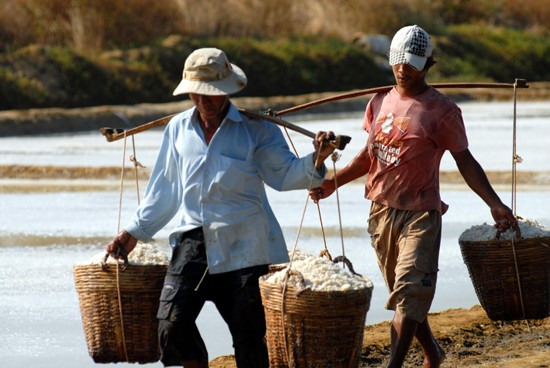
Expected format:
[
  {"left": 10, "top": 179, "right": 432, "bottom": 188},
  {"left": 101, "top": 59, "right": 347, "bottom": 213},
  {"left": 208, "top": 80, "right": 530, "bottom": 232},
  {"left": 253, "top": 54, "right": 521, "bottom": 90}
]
[
  {"left": 318, "top": 248, "right": 332, "bottom": 261},
  {"left": 281, "top": 269, "right": 310, "bottom": 296},
  {"left": 101, "top": 249, "right": 129, "bottom": 271},
  {"left": 513, "top": 154, "right": 523, "bottom": 164},
  {"left": 129, "top": 155, "right": 146, "bottom": 169},
  {"left": 332, "top": 255, "right": 359, "bottom": 276}
]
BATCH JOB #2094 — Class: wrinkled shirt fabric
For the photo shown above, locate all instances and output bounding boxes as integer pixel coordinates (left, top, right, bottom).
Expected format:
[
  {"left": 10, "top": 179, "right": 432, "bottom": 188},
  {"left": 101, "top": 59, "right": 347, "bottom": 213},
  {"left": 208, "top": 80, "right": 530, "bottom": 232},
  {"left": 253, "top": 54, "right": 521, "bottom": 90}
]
[
  {"left": 125, "top": 103, "right": 326, "bottom": 273},
  {"left": 363, "top": 86, "right": 468, "bottom": 213}
]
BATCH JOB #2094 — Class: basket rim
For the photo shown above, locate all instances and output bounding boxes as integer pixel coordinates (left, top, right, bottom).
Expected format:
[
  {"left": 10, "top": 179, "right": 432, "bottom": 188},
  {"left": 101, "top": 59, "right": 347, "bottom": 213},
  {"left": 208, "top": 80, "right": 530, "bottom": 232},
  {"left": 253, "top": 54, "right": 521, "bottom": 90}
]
[
  {"left": 459, "top": 235, "right": 550, "bottom": 247},
  {"left": 259, "top": 274, "right": 373, "bottom": 296}
]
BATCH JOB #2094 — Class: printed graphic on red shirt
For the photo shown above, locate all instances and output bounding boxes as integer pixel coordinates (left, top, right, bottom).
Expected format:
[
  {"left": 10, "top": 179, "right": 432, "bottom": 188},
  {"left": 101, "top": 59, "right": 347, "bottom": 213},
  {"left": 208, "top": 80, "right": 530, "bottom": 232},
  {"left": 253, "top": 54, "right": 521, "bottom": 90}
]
[
  {"left": 393, "top": 116, "right": 410, "bottom": 133},
  {"left": 370, "top": 112, "right": 409, "bottom": 167}
]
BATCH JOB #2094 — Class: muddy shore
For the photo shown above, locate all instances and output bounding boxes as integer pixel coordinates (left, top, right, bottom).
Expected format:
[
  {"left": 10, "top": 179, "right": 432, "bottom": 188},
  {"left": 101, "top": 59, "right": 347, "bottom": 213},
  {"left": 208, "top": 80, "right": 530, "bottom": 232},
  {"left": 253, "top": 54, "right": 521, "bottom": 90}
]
[{"left": 209, "top": 306, "right": 549, "bottom": 368}]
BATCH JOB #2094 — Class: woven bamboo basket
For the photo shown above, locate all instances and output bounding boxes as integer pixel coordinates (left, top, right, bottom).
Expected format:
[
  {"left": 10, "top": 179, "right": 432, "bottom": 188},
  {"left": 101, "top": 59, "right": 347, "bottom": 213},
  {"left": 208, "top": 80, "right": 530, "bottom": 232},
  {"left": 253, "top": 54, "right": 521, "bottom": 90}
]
[
  {"left": 259, "top": 263, "right": 373, "bottom": 368},
  {"left": 459, "top": 236, "right": 550, "bottom": 321},
  {"left": 73, "top": 262, "right": 167, "bottom": 363}
]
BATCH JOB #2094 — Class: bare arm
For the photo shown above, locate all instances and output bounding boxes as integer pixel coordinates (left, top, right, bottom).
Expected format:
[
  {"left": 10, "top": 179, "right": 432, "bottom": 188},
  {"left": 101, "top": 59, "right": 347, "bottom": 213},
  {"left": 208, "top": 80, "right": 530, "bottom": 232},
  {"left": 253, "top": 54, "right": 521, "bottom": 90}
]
[
  {"left": 310, "top": 145, "right": 371, "bottom": 202},
  {"left": 451, "top": 149, "right": 516, "bottom": 232}
]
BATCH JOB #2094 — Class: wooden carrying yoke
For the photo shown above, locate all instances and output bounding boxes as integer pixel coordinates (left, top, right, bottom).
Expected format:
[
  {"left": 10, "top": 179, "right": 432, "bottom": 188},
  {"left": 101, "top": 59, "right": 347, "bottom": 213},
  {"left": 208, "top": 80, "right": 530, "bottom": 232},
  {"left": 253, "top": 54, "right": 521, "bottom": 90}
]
[
  {"left": 100, "top": 110, "right": 352, "bottom": 150},
  {"left": 99, "top": 79, "right": 529, "bottom": 144}
]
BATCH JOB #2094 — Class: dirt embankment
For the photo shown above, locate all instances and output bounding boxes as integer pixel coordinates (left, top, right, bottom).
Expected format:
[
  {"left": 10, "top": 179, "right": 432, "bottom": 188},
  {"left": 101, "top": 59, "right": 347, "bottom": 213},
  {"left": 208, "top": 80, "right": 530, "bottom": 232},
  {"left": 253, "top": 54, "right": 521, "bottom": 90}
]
[{"left": 0, "top": 82, "right": 549, "bottom": 137}]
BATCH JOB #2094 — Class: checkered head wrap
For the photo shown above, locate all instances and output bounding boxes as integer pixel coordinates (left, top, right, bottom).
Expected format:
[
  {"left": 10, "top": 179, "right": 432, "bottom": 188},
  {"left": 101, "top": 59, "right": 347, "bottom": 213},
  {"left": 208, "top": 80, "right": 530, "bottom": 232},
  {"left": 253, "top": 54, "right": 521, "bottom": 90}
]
[{"left": 389, "top": 25, "right": 433, "bottom": 71}]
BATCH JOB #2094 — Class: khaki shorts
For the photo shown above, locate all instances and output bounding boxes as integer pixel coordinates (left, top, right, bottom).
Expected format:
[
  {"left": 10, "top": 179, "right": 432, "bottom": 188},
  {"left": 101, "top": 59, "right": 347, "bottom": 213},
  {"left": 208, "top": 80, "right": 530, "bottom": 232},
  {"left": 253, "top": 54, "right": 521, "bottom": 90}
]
[{"left": 367, "top": 202, "right": 442, "bottom": 322}]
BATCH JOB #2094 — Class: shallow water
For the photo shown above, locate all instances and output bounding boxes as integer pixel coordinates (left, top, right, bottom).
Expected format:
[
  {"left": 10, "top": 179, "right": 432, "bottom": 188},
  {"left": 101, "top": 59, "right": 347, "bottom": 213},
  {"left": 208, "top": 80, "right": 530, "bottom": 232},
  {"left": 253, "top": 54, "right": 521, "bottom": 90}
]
[
  {"left": 1, "top": 101, "right": 549, "bottom": 172},
  {"left": 1, "top": 100, "right": 549, "bottom": 367}
]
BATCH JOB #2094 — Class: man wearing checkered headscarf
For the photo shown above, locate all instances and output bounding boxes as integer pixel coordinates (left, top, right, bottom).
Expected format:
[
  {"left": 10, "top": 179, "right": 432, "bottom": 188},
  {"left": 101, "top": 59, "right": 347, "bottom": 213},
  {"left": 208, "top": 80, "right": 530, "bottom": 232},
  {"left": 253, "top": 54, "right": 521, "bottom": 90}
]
[{"left": 310, "top": 25, "right": 517, "bottom": 368}]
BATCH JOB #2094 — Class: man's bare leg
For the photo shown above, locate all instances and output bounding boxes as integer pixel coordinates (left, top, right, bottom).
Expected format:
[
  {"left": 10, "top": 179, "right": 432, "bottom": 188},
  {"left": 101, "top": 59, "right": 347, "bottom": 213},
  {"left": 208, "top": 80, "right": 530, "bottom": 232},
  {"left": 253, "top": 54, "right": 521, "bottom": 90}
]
[
  {"left": 415, "top": 317, "right": 445, "bottom": 368},
  {"left": 386, "top": 311, "right": 418, "bottom": 368},
  {"left": 182, "top": 360, "right": 208, "bottom": 368}
]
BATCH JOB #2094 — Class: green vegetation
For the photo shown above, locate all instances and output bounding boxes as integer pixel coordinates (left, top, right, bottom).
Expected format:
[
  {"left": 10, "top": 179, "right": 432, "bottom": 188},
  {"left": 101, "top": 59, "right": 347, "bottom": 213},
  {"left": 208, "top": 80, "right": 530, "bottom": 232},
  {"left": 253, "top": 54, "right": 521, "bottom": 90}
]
[{"left": 0, "top": 0, "right": 549, "bottom": 109}]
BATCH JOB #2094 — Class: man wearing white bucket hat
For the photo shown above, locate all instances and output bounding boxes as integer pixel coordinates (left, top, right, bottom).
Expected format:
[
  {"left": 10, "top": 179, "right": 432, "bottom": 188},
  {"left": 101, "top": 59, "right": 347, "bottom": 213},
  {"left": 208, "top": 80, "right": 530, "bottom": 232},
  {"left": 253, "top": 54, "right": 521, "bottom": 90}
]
[
  {"left": 310, "top": 26, "right": 516, "bottom": 367},
  {"left": 106, "top": 47, "right": 336, "bottom": 368}
]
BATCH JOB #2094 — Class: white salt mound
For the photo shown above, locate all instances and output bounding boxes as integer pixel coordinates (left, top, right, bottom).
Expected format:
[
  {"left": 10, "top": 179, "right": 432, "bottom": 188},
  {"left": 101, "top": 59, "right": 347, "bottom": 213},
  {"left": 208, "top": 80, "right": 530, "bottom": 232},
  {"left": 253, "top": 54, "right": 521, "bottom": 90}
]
[
  {"left": 271, "top": 248, "right": 314, "bottom": 269},
  {"left": 266, "top": 255, "right": 372, "bottom": 292},
  {"left": 459, "top": 219, "right": 550, "bottom": 242},
  {"left": 288, "top": 248, "right": 314, "bottom": 262},
  {"left": 78, "top": 243, "right": 170, "bottom": 266}
]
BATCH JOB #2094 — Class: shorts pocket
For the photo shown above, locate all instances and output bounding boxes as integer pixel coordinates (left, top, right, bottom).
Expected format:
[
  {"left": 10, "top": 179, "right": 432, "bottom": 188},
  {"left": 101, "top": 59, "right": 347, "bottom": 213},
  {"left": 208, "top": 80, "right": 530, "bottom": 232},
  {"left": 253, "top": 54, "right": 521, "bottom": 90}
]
[
  {"left": 413, "top": 258, "right": 439, "bottom": 274},
  {"left": 157, "top": 284, "right": 179, "bottom": 320},
  {"left": 411, "top": 239, "right": 440, "bottom": 274},
  {"left": 168, "top": 238, "right": 202, "bottom": 275}
]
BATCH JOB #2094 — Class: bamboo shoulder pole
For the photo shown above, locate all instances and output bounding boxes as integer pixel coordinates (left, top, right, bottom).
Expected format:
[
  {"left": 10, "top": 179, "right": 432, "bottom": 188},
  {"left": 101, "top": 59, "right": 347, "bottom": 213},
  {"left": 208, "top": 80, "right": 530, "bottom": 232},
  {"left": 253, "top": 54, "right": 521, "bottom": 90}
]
[
  {"left": 100, "top": 114, "right": 176, "bottom": 142},
  {"left": 275, "top": 80, "right": 529, "bottom": 116},
  {"left": 100, "top": 80, "right": 528, "bottom": 142}
]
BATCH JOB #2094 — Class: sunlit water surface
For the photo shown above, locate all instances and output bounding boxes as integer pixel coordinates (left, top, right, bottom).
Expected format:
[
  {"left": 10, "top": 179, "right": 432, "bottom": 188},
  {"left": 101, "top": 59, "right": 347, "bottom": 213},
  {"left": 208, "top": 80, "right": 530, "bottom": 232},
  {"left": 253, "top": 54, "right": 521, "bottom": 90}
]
[{"left": 1, "top": 100, "right": 549, "bottom": 367}]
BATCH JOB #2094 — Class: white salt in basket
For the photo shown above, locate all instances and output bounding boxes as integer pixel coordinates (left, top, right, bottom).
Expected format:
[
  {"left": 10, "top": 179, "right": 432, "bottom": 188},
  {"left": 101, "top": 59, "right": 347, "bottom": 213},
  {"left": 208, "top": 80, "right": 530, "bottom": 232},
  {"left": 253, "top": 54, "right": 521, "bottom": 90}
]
[
  {"left": 260, "top": 255, "right": 373, "bottom": 368},
  {"left": 459, "top": 220, "right": 550, "bottom": 321}
]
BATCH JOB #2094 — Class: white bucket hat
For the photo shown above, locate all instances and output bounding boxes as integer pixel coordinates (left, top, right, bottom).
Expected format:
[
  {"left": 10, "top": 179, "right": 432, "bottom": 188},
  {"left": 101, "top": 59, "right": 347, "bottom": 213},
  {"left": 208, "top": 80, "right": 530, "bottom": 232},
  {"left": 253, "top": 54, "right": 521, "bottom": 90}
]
[
  {"left": 173, "top": 48, "right": 247, "bottom": 96},
  {"left": 389, "top": 25, "right": 433, "bottom": 71}
]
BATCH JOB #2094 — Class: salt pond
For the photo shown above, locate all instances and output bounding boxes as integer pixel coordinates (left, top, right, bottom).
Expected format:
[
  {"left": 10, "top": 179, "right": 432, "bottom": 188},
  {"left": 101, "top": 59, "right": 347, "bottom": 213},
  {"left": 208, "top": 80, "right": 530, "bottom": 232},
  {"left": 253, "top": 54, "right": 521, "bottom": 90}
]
[{"left": 1, "top": 100, "right": 549, "bottom": 367}]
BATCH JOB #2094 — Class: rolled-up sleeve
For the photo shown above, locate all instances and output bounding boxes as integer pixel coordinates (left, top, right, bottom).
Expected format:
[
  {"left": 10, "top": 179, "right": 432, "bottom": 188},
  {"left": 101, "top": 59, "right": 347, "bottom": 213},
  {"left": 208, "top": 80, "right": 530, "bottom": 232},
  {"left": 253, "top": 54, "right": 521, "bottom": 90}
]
[{"left": 254, "top": 122, "right": 326, "bottom": 191}]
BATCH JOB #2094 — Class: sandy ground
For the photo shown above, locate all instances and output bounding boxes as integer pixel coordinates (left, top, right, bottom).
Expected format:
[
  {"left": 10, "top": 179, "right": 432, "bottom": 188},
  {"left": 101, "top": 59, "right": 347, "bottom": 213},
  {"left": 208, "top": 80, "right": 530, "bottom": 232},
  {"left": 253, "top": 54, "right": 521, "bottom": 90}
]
[{"left": 208, "top": 306, "right": 549, "bottom": 368}]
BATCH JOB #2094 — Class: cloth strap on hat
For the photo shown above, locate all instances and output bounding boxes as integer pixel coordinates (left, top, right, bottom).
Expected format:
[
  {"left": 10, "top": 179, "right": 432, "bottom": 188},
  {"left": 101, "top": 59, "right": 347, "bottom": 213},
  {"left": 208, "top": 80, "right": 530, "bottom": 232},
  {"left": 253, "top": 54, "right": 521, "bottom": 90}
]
[{"left": 184, "top": 65, "right": 232, "bottom": 82}]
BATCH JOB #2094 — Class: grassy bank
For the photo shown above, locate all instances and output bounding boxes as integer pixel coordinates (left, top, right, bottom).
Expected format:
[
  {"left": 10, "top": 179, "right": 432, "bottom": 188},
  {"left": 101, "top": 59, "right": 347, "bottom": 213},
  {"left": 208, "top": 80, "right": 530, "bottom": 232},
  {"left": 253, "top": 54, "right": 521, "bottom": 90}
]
[
  {"left": 1, "top": 0, "right": 549, "bottom": 109},
  {"left": 1, "top": 25, "right": 550, "bottom": 110}
]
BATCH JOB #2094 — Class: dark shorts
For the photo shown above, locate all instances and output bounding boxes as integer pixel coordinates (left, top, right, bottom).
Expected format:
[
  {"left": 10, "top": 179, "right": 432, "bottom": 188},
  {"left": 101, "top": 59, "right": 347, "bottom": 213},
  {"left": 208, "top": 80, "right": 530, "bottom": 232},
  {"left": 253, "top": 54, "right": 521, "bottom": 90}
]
[{"left": 157, "top": 227, "right": 269, "bottom": 367}]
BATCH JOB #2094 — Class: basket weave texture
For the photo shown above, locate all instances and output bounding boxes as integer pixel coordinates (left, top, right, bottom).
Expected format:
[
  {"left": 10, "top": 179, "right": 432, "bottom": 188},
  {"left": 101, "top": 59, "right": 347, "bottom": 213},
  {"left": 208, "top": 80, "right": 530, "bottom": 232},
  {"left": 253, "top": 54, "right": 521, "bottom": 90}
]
[
  {"left": 73, "top": 263, "right": 167, "bottom": 363},
  {"left": 259, "top": 274, "right": 373, "bottom": 368},
  {"left": 459, "top": 236, "right": 550, "bottom": 321}
]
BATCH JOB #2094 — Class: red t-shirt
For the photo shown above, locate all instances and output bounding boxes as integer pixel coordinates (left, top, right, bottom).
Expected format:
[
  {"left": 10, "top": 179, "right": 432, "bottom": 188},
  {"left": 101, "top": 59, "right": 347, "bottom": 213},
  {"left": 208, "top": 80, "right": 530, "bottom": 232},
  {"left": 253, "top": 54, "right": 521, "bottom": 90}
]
[{"left": 362, "top": 86, "right": 468, "bottom": 212}]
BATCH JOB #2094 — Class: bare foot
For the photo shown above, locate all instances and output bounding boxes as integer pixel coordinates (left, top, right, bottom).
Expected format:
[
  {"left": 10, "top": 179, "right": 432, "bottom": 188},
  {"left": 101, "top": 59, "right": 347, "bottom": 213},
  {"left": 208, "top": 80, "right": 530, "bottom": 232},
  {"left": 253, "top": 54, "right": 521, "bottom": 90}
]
[{"left": 423, "top": 344, "right": 445, "bottom": 368}]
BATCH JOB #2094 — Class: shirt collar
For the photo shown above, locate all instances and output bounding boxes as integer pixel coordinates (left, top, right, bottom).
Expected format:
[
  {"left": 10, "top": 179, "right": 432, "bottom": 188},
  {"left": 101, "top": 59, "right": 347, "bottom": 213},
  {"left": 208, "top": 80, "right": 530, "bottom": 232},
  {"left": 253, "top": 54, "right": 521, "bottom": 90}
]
[
  {"left": 191, "top": 101, "right": 243, "bottom": 125},
  {"left": 224, "top": 102, "right": 243, "bottom": 123}
]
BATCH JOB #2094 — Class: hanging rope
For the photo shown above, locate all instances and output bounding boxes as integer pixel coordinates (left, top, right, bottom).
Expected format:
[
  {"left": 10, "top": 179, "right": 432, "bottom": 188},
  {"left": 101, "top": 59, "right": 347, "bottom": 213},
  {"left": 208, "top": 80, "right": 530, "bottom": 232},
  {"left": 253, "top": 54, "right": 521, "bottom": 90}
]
[
  {"left": 114, "top": 132, "right": 130, "bottom": 362},
  {"left": 282, "top": 127, "right": 300, "bottom": 158},
  {"left": 111, "top": 133, "right": 147, "bottom": 361},
  {"left": 330, "top": 152, "right": 347, "bottom": 264},
  {"left": 279, "top": 138, "right": 324, "bottom": 365},
  {"left": 280, "top": 128, "right": 329, "bottom": 262},
  {"left": 314, "top": 202, "right": 331, "bottom": 260},
  {"left": 279, "top": 138, "right": 354, "bottom": 365},
  {"left": 511, "top": 80, "right": 520, "bottom": 216},
  {"left": 116, "top": 133, "right": 128, "bottom": 234},
  {"left": 129, "top": 135, "right": 145, "bottom": 205},
  {"left": 509, "top": 79, "right": 531, "bottom": 333}
]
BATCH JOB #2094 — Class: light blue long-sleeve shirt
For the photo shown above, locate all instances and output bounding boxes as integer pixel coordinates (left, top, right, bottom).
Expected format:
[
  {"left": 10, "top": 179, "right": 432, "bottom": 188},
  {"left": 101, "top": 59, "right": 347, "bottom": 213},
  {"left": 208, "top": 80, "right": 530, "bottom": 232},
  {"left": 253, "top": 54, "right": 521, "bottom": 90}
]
[{"left": 125, "top": 103, "right": 326, "bottom": 273}]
